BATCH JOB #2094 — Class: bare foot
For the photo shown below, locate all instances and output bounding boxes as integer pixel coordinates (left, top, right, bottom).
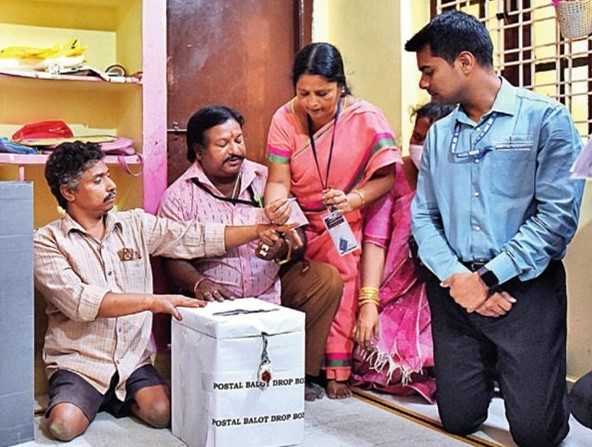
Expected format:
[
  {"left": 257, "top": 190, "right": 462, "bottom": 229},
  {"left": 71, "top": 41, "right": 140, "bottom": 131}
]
[
  {"left": 305, "top": 381, "right": 325, "bottom": 402},
  {"left": 326, "top": 380, "right": 352, "bottom": 399}
]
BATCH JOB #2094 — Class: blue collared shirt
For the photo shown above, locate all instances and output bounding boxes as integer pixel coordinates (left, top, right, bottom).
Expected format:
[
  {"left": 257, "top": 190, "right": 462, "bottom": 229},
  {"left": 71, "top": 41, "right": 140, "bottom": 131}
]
[{"left": 411, "top": 77, "right": 585, "bottom": 284}]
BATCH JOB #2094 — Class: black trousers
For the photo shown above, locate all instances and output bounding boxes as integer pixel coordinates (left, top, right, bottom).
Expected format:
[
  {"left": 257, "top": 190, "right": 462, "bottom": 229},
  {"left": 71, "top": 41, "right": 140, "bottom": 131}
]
[{"left": 426, "top": 261, "right": 570, "bottom": 447}]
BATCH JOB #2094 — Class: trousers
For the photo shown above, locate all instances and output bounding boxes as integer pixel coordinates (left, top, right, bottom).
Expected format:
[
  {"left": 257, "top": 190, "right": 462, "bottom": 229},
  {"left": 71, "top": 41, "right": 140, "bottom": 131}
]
[
  {"left": 280, "top": 260, "right": 342, "bottom": 377},
  {"left": 426, "top": 261, "right": 570, "bottom": 447}
]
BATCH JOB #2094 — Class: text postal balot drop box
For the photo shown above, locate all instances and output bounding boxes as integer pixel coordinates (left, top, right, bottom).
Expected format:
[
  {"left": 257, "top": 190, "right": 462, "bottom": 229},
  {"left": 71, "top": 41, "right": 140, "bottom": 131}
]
[{"left": 172, "top": 298, "right": 305, "bottom": 447}]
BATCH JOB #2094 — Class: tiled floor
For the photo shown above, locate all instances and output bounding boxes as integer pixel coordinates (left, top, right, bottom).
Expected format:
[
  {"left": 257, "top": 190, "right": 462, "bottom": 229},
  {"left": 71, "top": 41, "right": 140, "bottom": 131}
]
[
  {"left": 20, "top": 394, "right": 468, "bottom": 447},
  {"left": 15, "top": 392, "right": 592, "bottom": 447}
]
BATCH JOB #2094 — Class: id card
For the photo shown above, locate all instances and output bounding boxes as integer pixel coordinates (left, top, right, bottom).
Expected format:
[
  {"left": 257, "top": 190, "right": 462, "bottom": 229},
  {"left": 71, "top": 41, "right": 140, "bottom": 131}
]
[{"left": 323, "top": 212, "right": 359, "bottom": 256}]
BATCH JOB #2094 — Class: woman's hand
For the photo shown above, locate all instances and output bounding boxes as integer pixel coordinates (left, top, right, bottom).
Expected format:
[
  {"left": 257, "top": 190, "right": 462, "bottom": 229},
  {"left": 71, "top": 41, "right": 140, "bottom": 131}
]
[
  {"left": 194, "top": 279, "right": 234, "bottom": 302},
  {"left": 323, "top": 188, "right": 355, "bottom": 215},
  {"left": 264, "top": 198, "right": 292, "bottom": 225},
  {"left": 352, "top": 303, "right": 379, "bottom": 350}
]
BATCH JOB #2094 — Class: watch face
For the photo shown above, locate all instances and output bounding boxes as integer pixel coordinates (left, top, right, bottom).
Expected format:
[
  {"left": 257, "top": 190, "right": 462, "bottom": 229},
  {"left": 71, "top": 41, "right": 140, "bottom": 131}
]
[{"left": 479, "top": 269, "right": 499, "bottom": 290}]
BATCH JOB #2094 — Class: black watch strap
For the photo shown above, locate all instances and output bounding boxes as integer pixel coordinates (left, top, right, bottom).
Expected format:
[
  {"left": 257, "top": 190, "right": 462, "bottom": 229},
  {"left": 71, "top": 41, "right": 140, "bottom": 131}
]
[{"left": 477, "top": 266, "right": 500, "bottom": 292}]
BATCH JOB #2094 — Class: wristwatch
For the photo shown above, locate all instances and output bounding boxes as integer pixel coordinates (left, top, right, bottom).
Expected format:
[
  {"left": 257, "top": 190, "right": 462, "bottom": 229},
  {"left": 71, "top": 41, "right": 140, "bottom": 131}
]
[{"left": 477, "top": 266, "right": 500, "bottom": 292}]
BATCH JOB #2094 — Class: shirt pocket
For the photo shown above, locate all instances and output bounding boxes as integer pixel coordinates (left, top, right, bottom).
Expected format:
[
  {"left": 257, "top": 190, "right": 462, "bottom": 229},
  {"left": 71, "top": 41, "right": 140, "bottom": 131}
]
[
  {"left": 486, "top": 136, "right": 536, "bottom": 198},
  {"left": 121, "top": 258, "right": 148, "bottom": 291}
]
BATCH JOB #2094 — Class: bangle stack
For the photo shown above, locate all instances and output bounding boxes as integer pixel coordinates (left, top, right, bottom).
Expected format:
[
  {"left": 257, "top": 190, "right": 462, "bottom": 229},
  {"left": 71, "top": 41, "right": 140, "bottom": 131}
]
[
  {"left": 351, "top": 189, "right": 366, "bottom": 208},
  {"left": 358, "top": 286, "right": 379, "bottom": 306}
]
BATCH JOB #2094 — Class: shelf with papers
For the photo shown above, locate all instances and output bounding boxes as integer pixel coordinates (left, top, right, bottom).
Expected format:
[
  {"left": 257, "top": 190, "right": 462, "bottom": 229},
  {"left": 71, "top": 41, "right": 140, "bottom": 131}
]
[
  {"left": 0, "top": 153, "right": 142, "bottom": 165},
  {"left": 0, "top": 69, "right": 141, "bottom": 84},
  {"left": 0, "top": 0, "right": 167, "bottom": 226}
]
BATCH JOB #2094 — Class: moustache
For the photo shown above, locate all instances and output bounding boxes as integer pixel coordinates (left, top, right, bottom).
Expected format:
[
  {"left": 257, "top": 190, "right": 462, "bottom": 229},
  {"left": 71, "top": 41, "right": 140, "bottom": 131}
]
[
  {"left": 104, "top": 191, "right": 116, "bottom": 202},
  {"left": 224, "top": 155, "right": 245, "bottom": 164}
]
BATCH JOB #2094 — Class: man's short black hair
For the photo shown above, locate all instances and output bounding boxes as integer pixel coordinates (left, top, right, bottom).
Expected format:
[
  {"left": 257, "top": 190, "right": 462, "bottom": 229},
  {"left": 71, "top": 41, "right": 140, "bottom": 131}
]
[
  {"left": 405, "top": 9, "right": 493, "bottom": 68},
  {"left": 186, "top": 106, "right": 244, "bottom": 163},
  {"left": 412, "top": 102, "right": 455, "bottom": 123},
  {"left": 45, "top": 141, "right": 104, "bottom": 210}
]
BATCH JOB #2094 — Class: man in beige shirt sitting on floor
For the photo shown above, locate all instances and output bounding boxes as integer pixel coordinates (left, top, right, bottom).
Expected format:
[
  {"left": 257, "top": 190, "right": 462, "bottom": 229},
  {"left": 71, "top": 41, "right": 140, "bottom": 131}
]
[{"left": 34, "top": 142, "right": 294, "bottom": 441}]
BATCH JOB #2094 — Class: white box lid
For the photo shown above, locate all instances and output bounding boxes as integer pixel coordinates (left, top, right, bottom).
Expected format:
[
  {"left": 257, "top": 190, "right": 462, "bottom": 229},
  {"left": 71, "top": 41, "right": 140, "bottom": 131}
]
[{"left": 174, "top": 298, "right": 305, "bottom": 339}]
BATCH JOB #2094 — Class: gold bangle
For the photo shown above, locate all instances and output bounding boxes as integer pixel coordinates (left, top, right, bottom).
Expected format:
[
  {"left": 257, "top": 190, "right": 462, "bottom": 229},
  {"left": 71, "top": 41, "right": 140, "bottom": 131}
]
[
  {"left": 358, "top": 291, "right": 379, "bottom": 298},
  {"left": 358, "top": 285, "right": 379, "bottom": 306},
  {"left": 359, "top": 286, "right": 379, "bottom": 294},
  {"left": 351, "top": 189, "right": 366, "bottom": 208},
  {"left": 359, "top": 294, "right": 379, "bottom": 301},
  {"left": 359, "top": 299, "right": 380, "bottom": 306}
]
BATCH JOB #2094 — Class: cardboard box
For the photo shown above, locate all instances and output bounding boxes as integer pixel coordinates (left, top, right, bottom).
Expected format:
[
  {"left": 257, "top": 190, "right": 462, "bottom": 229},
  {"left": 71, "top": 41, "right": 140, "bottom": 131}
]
[
  {"left": 172, "top": 298, "right": 305, "bottom": 447},
  {"left": 0, "top": 182, "right": 34, "bottom": 447}
]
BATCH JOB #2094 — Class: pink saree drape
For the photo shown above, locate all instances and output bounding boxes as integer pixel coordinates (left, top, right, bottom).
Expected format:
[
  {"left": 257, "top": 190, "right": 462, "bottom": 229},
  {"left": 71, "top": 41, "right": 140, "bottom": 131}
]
[
  {"left": 350, "top": 163, "right": 435, "bottom": 403},
  {"left": 267, "top": 98, "right": 401, "bottom": 381}
]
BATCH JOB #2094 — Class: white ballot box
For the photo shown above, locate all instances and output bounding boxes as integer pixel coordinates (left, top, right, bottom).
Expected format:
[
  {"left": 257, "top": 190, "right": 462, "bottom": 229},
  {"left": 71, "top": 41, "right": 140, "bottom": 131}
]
[{"left": 171, "top": 298, "right": 305, "bottom": 447}]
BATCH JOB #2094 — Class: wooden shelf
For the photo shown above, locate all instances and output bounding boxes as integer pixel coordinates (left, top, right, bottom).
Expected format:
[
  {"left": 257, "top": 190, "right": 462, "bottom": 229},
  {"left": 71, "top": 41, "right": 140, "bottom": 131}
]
[
  {"left": 0, "top": 0, "right": 166, "bottom": 217},
  {"left": 0, "top": 70, "right": 141, "bottom": 84},
  {"left": 0, "top": 72, "right": 141, "bottom": 96}
]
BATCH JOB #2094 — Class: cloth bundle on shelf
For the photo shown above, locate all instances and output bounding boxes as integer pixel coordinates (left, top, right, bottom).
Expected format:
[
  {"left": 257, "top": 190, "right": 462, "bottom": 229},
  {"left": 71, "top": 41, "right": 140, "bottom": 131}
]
[
  {"left": 0, "top": 137, "right": 37, "bottom": 154},
  {"left": 11, "top": 120, "right": 136, "bottom": 156},
  {"left": 12, "top": 120, "right": 73, "bottom": 142},
  {"left": 0, "top": 38, "right": 86, "bottom": 72}
]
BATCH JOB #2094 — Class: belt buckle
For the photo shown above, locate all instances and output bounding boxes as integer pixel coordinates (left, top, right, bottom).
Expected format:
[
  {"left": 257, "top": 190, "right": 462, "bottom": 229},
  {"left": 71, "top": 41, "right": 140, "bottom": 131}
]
[{"left": 469, "top": 261, "right": 486, "bottom": 272}]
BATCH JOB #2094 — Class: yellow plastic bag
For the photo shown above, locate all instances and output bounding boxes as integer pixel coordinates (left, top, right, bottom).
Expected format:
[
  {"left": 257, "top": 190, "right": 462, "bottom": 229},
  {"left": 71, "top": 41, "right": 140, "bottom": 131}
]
[{"left": 0, "top": 38, "right": 86, "bottom": 71}]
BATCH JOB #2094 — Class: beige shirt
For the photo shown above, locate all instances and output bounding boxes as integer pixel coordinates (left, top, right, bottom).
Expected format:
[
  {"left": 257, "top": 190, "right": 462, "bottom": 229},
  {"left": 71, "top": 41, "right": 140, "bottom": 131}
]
[{"left": 34, "top": 209, "right": 225, "bottom": 399}]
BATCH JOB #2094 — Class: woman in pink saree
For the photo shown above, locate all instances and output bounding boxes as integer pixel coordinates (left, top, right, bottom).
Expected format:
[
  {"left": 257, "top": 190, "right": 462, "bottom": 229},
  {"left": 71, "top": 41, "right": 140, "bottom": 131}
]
[
  {"left": 264, "top": 42, "right": 401, "bottom": 399},
  {"left": 351, "top": 102, "right": 454, "bottom": 403}
]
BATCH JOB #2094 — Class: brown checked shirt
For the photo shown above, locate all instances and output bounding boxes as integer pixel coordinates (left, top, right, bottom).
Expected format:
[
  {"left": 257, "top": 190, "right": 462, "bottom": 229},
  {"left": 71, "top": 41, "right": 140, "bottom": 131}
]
[{"left": 34, "top": 209, "right": 225, "bottom": 400}]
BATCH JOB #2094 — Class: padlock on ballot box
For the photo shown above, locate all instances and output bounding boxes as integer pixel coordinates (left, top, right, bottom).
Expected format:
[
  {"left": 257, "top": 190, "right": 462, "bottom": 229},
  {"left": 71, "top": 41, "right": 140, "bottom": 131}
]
[{"left": 171, "top": 298, "right": 305, "bottom": 447}]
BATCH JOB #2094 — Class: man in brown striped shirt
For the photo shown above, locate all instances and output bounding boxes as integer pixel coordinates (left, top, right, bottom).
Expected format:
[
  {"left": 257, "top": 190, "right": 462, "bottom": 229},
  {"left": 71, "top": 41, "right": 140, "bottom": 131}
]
[{"left": 34, "top": 142, "right": 293, "bottom": 441}]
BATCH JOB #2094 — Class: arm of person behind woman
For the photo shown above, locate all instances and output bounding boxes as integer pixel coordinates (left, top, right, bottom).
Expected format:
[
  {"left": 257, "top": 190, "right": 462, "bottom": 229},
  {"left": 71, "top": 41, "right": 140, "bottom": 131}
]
[
  {"left": 332, "top": 165, "right": 395, "bottom": 214},
  {"left": 401, "top": 155, "right": 419, "bottom": 190},
  {"left": 358, "top": 165, "right": 395, "bottom": 205}
]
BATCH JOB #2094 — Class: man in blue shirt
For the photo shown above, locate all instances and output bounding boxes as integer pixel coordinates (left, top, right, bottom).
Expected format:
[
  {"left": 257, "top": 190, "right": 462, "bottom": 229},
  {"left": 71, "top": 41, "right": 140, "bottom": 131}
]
[{"left": 405, "top": 10, "right": 584, "bottom": 447}]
